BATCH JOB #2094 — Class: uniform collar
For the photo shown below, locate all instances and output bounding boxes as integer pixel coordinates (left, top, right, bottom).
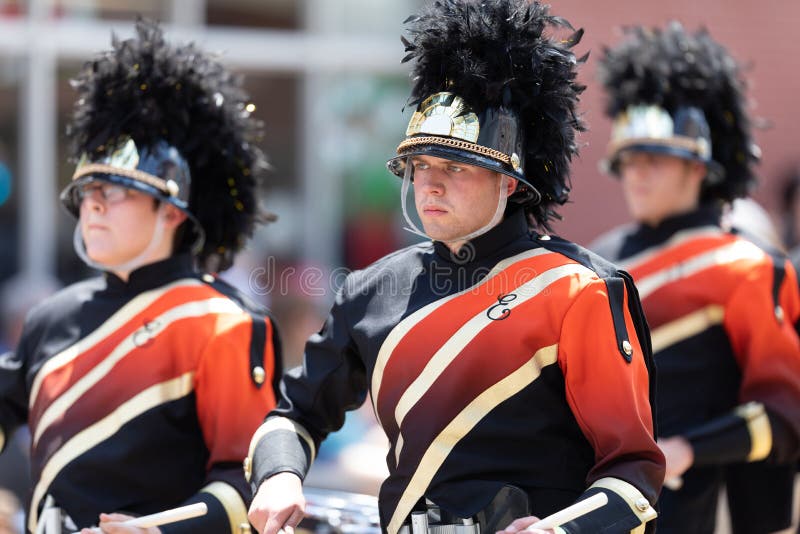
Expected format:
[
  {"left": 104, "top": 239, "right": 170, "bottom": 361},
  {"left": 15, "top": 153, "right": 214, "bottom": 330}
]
[
  {"left": 632, "top": 205, "right": 721, "bottom": 245},
  {"left": 433, "top": 207, "right": 530, "bottom": 263},
  {"left": 104, "top": 253, "right": 196, "bottom": 293}
]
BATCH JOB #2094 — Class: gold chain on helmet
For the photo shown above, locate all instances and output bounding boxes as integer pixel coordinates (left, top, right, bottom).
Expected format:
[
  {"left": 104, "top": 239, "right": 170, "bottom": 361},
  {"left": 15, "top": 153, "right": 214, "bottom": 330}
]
[{"left": 396, "top": 136, "right": 512, "bottom": 166}]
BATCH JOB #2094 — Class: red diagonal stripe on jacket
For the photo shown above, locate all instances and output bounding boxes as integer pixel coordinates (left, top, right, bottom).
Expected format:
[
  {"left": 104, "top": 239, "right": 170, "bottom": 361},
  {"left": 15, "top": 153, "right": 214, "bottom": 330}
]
[
  {"left": 29, "top": 284, "right": 214, "bottom": 426},
  {"left": 375, "top": 252, "right": 567, "bottom": 443}
]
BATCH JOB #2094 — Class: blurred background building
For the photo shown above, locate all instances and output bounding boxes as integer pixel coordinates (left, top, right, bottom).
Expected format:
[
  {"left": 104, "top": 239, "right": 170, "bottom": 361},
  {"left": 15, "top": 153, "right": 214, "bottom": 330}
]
[
  {"left": 1, "top": 0, "right": 798, "bottom": 287},
  {"left": 0, "top": 0, "right": 798, "bottom": 532}
]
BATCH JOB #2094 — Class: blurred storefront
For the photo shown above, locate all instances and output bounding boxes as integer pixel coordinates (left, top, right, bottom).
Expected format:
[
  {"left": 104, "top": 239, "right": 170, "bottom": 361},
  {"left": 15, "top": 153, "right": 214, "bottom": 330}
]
[{"left": 0, "top": 0, "right": 420, "bottom": 291}]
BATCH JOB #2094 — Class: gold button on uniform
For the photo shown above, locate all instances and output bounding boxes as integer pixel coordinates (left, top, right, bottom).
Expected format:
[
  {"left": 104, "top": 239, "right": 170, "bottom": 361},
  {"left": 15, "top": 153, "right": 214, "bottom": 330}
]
[
  {"left": 243, "top": 456, "right": 252, "bottom": 482},
  {"left": 635, "top": 497, "right": 650, "bottom": 512},
  {"left": 202, "top": 273, "right": 215, "bottom": 284},
  {"left": 622, "top": 340, "right": 633, "bottom": 356},
  {"left": 252, "top": 366, "right": 266, "bottom": 385}
]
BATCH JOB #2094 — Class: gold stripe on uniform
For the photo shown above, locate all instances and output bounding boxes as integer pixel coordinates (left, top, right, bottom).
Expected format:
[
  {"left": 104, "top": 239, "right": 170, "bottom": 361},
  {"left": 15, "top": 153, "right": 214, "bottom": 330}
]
[
  {"left": 589, "top": 477, "right": 657, "bottom": 533},
  {"left": 392, "top": 263, "right": 590, "bottom": 462},
  {"left": 29, "top": 278, "right": 202, "bottom": 407},
  {"left": 32, "top": 297, "right": 243, "bottom": 448},
  {"left": 28, "top": 372, "right": 195, "bottom": 533},
  {"left": 616, "top": 226, "right": 722, "bottom": 272},
  {"left": 634, "top": 240, "right": 763, "bottom": 299},
  {"left": 201, "top": 481, "right": 250, "bottom": 534},
  {"left": 386, "top": 345, "right": 559, "bottom": 534},
  {"left": 735, "top": 402, "right": 773, "bottom": 461},
  {"left": 649, "top": 305, "right": 725, "bottom": 353},
  {"left": 371, "top": 248, "right": 553, "bottom": 422}
]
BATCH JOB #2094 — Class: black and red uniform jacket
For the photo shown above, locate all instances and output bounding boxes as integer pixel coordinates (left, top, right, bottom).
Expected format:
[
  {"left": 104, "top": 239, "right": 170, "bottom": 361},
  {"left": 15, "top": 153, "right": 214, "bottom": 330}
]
[
  {"left": 249, "top": 208, "right": 665, "bottom": 534},
  {"left": 0, "top": 254, "right": 281, "bottom": 533},
  {"left": 593, "top": 207, "right": 800, "bottom": 533}
]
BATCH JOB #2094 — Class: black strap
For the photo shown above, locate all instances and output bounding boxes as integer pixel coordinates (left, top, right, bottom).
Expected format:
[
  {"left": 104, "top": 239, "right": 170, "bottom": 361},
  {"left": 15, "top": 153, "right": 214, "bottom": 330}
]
[
  {"left": 619, "top": 271, "right": 658, "bottom": 438},
  {"left": 249, "top": 315, "right": 267, "bottom": 389},
  {"left": 731, "top": 227, "right": 788, "bottom": 322},
  {"left": 269, "top": 321, "right": 284, "bottom": 394},
  {"left": 772, "top": 260, "right": 786, "bottom": 316},
  {"left": 604, "top": 277, "right": 632, "bottom": 362}
]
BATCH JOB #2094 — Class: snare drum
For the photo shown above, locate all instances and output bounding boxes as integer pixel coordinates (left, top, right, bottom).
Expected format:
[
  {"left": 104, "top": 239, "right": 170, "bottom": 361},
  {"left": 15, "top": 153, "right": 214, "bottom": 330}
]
[{"left": 298, "top": 487, "right": 381, "bottom": 534}]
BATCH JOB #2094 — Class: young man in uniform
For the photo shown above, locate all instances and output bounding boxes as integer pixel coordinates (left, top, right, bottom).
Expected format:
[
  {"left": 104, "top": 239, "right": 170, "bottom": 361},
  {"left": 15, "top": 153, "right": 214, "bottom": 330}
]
[
  {"left": 247, "top": 2, "right": 664, "bottom": 533},
  {"left": 0, "top": 20, "right": 282, "bottom": 534},
  {"left": 591, "top": 23, "right": 800, "bottom": 534}
]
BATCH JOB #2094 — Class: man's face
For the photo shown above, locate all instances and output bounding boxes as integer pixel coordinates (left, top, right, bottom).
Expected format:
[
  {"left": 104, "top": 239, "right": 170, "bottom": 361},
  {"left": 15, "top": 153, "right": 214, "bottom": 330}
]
[
  {"left": 78, "top": 182, "right": 163, "bottom": 266},
  {"left": 410, "top": 155, "right": 514, "bottom": 242},
  {"left": 618, "top": 151, "right": 705, "bottom": 227}
]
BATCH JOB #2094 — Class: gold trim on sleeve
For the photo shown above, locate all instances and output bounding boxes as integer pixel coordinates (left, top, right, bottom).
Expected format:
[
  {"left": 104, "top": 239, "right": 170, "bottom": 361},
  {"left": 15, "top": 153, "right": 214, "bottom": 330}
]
[
  {"left": 735, "top": 401, "right": 772, "bottom": 461},
  {"left": 649, "top": 305, "right": 725, "bottom": 353},
  {"left": 589, "top": 477, "right": 657, "bottom": 533},
  {"left": 201, "top": 481, "right": 249, "bottom": 534}
]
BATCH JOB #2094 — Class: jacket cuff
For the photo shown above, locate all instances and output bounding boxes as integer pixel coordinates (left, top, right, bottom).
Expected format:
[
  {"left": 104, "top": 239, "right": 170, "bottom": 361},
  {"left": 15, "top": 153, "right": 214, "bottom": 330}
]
[
  {"left": 686, "top": 402, "right": 772, "bottom": 465},
  {"left": 559, "top": 478, "right": 657, "bottom": 534},
  {"left": 244, "top": 416, "right": 316, "bottom": 492}
]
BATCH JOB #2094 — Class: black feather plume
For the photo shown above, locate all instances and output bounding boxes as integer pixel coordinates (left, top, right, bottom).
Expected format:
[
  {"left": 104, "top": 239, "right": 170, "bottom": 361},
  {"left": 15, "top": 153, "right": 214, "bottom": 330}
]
[
  {"left": 68, "top": 18, "right": 270, "bottom": 270},
  {"left": 598, "top": 22, "right": 758, "bottom": 202},
  {"left": 402, "top": 0, "right": 586, "bottom": 228}
]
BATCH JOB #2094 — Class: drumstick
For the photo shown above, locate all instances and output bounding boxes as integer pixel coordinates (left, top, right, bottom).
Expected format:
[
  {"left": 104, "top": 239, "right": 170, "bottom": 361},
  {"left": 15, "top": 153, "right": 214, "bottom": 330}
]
[
  {"left": 524, "top": 493, "right": 608, "bottom": 531},
  {"left": 75, "top": 502, "right": 207, "bottom": 532}
]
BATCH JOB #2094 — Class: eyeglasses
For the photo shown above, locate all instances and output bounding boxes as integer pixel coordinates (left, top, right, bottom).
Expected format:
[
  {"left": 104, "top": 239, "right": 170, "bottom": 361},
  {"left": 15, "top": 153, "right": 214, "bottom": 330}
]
[{"left": 76, "top": 182, "right": 132, "bottom": 204}]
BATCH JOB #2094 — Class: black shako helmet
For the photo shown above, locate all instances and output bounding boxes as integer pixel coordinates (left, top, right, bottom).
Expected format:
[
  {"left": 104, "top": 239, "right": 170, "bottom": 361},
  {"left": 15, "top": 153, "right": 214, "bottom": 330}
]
[
  {"left": 61, "top": 19, "right": 271, "bottom": 271},
  {"left": 598, "top": 22, "right": 760, "bottom": 203},
  {"left": 387, "top": 0, "right": 587, "bottom": 229}
]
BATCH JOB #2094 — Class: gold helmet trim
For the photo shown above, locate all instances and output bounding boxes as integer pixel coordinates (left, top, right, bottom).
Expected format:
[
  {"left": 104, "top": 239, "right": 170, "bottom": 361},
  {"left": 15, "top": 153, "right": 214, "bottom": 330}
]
[
  {"left": 405, "top": 92, "right": 480, "bottom": 142},
  {"left": 607, "top": 104, "right": 711, "bottom": 160},
  {"left": 397, "top": 136, "right": 514, "bottom": 168},
  {"left": 71, "top": 137, "right": 178, "bottom": 197}
]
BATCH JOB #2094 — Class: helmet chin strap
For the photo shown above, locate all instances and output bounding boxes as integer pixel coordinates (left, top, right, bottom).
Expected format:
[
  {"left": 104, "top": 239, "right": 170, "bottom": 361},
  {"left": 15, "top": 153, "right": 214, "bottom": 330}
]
[
  {"left": 401, "top": 160, "right": 510, "bottom": 244},
  {"left": 73, "top": 204, "right": 169, "bottom": 276}
]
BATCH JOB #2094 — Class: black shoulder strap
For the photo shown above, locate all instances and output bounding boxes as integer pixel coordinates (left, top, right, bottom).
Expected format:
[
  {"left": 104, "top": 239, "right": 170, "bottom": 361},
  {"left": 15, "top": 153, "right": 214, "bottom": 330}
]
[
  {"left": 248, "top": 313, "right": 267, "bottom": 389},
  {"left": 619, "top": 271, "right": 658, "bottom": 438},
  {"left": 244, "top": 312, "right": 284, "bottom": 390},
  {"left": 730, "top": 228, "right": 788, "bottom": 320},
  {"left": 771, "top": 258, "right": 787, "bottom": 320},
  {"left": 536, "top": 237, "right": 658, "bottom": 435},
  {"left": 603, "top": 277, "right": 633, "bottom": 363},
  {"left": 269, "top": 321, "right": 284, "bottom": 395}
]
